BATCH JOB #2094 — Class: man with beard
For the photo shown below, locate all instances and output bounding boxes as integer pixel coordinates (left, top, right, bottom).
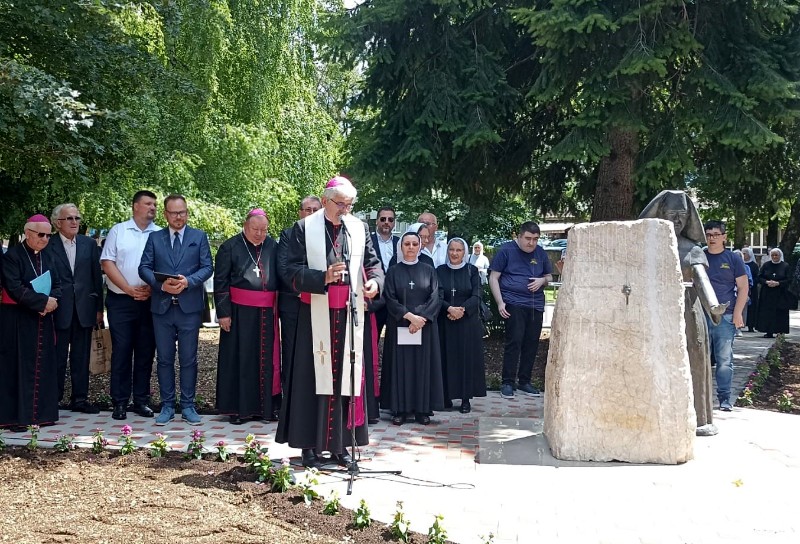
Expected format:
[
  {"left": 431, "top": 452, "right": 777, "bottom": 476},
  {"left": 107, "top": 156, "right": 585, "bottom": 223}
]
[{"left": 277, "top": 176, "right": 383, "bottom": 468}]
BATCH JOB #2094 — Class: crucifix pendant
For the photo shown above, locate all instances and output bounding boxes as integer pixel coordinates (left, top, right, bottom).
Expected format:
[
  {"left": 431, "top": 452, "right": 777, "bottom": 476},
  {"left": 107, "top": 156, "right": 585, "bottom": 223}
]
[
  {"left": 451, "top": 287, "right": 456, "bottom": 299},
  {"left": 409, "top": 280, "right": 415, "bottom": 290},
  {"left": 253, "top": 266, "right": 261, "bottom": 278}
]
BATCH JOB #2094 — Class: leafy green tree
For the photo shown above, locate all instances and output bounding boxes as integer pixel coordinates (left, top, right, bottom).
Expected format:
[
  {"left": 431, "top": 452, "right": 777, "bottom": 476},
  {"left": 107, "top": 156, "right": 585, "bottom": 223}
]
[
  {"left": 329, "top": 0, "right": 578, "bottom": 213},
  {"left": 516, "top": 0, "right": 800, "bottom": 220}
]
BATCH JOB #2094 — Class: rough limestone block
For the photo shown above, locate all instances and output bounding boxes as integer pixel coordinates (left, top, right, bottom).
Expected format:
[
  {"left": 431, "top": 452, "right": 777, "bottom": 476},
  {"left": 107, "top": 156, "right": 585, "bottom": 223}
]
[{"left": 544, "top": 219, "right": 696, "bottom": 464}]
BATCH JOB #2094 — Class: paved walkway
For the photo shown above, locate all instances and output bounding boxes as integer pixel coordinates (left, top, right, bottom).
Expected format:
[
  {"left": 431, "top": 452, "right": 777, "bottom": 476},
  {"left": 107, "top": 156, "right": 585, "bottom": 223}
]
[{"left": 3, "top": 313, "right": 800, "bottom": 543}]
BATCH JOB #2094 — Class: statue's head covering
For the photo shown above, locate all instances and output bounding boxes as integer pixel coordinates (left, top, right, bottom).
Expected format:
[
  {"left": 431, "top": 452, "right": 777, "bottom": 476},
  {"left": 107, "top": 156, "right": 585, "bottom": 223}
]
[{"left": 639, "top": 190, "right": 705, "bottom": 245}]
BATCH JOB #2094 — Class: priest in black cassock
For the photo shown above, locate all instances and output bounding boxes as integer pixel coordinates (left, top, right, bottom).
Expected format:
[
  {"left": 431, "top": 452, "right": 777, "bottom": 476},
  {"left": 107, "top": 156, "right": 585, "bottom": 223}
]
[
  {"left": 0, "top": 214, "right": 62, "bottom": 432},
  {"left": 214, "top": 209, "right": 280, "bottom": 425},
  {"left": 380, "top": 231, "right": 444, "bottom": 425},
  {"left": 276, "top": 176, "right": 384, "bottom": 469},
  {"left": 436, "top": 238, "right": 486, "bottom": 414}
]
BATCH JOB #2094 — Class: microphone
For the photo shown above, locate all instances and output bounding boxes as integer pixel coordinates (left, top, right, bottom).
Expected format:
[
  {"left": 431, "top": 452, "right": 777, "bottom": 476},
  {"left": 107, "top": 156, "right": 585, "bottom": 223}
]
[{"left": 339, "top": 221, "right": 350, "bottom": 285}]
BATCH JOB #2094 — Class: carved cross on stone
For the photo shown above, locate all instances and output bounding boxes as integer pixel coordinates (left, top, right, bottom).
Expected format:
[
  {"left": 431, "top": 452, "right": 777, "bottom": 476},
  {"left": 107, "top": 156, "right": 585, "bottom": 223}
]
[
  {"left": 315, "top": 341, "right": 328, "bottom": 366},
  {"left": 409, "top": 280, "right": 415, "bottom": 290}
]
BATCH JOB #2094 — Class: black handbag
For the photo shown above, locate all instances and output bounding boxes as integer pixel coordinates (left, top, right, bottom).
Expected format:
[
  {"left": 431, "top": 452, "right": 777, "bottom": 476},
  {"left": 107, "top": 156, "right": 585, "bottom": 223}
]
[
  {"left": 469, "top": 265, "right": 493, "bottom": 322},
  {"left": 479, "top": 299, "right": 493, "bottom": 322}
]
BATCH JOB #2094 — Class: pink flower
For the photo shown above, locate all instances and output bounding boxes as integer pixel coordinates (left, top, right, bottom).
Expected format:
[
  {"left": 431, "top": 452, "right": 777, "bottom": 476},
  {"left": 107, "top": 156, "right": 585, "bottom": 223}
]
[
  {"left": 191, "top": 429, "right": 204, "bottom": 441},
  {"left": 281, "top": 457, "right": 290, "bottom": 467},
  {"left": 216, "top": 440, "right": 226, "bottom": 447},
  {"left": 121, "top": 425, "right": 132, "bottom": 436}
]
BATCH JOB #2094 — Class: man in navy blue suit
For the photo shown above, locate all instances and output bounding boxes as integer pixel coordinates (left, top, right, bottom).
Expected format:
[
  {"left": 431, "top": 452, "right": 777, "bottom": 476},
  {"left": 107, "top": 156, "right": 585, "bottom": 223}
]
[
  {"left": 369, "top": 206, "right": 400, "bottom": 335},
  {"left": 139, "top": 194, "right": 213, "bottom": 425}
]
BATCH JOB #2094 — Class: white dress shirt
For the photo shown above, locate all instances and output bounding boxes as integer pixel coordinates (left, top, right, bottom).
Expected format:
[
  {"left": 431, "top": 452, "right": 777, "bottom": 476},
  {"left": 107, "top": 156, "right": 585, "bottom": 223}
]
[
  {"left": 422, "top": 239, "right": 448, "bottom": 268},
  {"left": 100, "top": 218, "right": 161, "bottom": 294},
  {"left": 59, "top": 233, "right": 77, "bottom": 273},
  {"left": 375, "top": 233, "right": 394, "bottom": 271}
]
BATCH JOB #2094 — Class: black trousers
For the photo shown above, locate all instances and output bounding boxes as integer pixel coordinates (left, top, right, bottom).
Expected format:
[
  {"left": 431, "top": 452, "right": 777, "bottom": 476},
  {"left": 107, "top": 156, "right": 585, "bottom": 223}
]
[
  {"left": 106, "top": 291, "right": 156, "bottom": 406},
  {"left": 502, "top": 304, "right": 544, "bottom": 386},
  {"left": 55, "top": 307, "right": 92, "bottom": 404}
]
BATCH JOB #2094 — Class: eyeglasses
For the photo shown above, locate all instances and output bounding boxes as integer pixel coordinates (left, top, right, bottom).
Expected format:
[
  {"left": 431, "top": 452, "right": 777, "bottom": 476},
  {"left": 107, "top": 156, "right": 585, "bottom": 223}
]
[
  {"left": 421, "top": 221, "right": 435, "bottom": 227},
  {"left": 705, "top": 232, "right": 724, "bottom": 238},
  {"left": 301, "top": 207, "right": 319, "bottom": 213},
  {"left": 57, "top": 216, "right": 81, "bottom": 223},
  {"left": 330, "top": 199, "right": 353, "bottom": 211},
  {"left": 26, "top": 229, "right": 52, "bottom": 239},
  {"left": 166, "top": 210, "right": 188, "bottom": 218},
  {"left": 378, "top": 217, "right": 395, "bottom": 223}
]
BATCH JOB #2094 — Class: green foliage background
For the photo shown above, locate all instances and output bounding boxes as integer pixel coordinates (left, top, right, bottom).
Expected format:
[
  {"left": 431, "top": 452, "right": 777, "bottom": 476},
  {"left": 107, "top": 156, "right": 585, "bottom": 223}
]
[{"left": 0, "top": 0, "right": 340, "bottom": 242}]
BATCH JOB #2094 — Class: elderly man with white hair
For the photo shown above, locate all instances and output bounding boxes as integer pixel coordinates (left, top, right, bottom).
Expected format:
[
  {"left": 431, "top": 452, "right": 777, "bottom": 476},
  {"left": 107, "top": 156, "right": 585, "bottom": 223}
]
[
  {"left": 45, "top": 203, "right": 104, "bottom": 414},
  {"left": 0, "top": 214, "right": 62, "bottom": 432},
  {"left": 276, "top": 175, "right": 384, "bottom": 469}
]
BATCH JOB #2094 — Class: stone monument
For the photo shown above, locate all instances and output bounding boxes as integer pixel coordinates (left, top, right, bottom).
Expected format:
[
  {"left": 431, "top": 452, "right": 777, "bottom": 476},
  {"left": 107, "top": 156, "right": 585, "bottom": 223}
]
[{"left": 544, "top": 220, "right": 695, "bottom": 464}]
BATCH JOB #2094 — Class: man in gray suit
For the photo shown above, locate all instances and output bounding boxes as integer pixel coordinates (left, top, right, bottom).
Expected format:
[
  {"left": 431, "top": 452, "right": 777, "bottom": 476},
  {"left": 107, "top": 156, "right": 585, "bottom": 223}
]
[
  {"left": 139, "top": 194, "right": 213, "bottom": 425},
  {"left": 46, "top": 203, "right": 103, "bottom": 413}
]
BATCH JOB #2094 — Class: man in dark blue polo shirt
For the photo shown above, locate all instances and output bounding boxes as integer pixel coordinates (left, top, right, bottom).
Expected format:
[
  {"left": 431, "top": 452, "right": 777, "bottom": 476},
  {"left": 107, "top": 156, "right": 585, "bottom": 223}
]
[
  {"left": 703, "top": 220, "right": 748, "bottom": 411},
  {"left": 489, "top": 222, "right": 553, "bottom": 398}
]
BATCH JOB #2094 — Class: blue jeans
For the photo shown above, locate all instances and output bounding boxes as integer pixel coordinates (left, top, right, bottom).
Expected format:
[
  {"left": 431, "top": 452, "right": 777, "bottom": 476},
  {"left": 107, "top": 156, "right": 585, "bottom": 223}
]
[{"left": 706, "top": 313, "right": 736, "bottom": 403}]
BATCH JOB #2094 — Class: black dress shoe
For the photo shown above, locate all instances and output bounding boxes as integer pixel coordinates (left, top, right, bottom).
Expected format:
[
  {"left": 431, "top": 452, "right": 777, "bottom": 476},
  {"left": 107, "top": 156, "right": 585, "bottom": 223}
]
[
  {"left": 763, "top": 333, "right": 774, "bottom": 338},
  {"left": 6, "top": 425, "right": 28, "bottom": 433},
  {"left": 70, "top": 401, "right": 100, "bottom": 414},
  {"left": 391, "top": 413, "right": 405, "bottom": 426},
  {"left": 269, "top": 409, "right": 280, "bottom": 422},
  {"left": 111, "top": 404, "right": 127, "bottom": 420},
  {"left": 229, "top": 415, "right": 244, "bottom": 425},
  {"left": 459, "top": 400, "right": 471, "bottom": 414},
  {"left": 444, "top": 399, "right": 453, "bottom": 409},
  {"left": 301, "top": 449, "right": 321, "bottom": 468},
  {"left": 334, "top": 452, "right": 353, "bottom": 466},
  {"left": 368, "top": 417, "right": 379, "bottom": 424},
  {"left": 131, "top": 403, "right": 154, "bottom": 418},
  {"left": 415, "top": 413, "right": 431, "bottom": 425}
]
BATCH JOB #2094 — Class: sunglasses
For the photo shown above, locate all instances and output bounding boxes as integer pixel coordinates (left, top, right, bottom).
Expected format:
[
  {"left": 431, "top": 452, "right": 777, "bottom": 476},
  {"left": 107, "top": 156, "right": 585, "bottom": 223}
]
[
  {"left": 26, "top": 229, "right": 52, "bottom": 239},
  {"left": 57, "top": 216, "right": 81, "bottom": 222},
  {"left": 378, "top": 217, "right": 395, "bottom": 223}
]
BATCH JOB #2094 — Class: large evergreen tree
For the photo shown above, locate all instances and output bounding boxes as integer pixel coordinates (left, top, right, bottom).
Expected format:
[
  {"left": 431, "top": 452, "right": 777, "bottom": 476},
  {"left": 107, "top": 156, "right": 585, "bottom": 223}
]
[{"left": 516, "top": 0, "right": 800, "bottom": 220}]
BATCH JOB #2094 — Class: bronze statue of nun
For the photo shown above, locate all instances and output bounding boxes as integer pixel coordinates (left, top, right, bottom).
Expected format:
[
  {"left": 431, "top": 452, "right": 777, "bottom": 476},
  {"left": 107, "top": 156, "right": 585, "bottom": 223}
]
[{"left": 640, "top": 190, "right": 727, "bottom": 436}]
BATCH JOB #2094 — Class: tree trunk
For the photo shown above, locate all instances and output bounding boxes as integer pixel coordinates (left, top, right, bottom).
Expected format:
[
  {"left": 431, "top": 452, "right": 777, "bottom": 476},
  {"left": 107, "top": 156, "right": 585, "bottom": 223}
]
[
  {"left": 591, "top": 127, "right": 639, "bottom": 221},
  {"left": 733, "top": 207, "right": 746, "bottom": 249},
  {"left": 767, "top": 210, "right": 780, "bottom": 249},
  {"left": 780, "top": 198, "right": 800, "bottom": 256}
]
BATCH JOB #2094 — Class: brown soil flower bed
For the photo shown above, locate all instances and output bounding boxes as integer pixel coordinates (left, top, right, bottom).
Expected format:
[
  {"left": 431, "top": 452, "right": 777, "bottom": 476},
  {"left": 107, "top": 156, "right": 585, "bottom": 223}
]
[
  {"left": 750, "top": 339, "right": 800, "bottom": 414},
  {"left": 0, "top": 448, "right": 455, "bottom": 544}
]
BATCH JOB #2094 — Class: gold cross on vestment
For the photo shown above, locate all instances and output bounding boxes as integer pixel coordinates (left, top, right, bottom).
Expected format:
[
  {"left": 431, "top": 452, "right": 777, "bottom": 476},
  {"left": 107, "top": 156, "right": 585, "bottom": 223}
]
[{"left": 315, "top": 341, "right": 328, "bottom": 366}]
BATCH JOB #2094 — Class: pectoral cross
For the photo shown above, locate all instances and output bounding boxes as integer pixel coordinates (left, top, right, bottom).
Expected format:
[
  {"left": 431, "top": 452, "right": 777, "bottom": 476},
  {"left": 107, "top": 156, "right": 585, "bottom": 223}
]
[
  {"left": 451, "top": 287, "right": 457, "bottom": 299},
  {"left": 315, "top": 341, "right": 328, "bottom": 366},
  {"left": 253, "top": 266, "right": 261, "bottom": 278},
  {"left": 409, "top": 280, "right": 415, "bottom": 290}
]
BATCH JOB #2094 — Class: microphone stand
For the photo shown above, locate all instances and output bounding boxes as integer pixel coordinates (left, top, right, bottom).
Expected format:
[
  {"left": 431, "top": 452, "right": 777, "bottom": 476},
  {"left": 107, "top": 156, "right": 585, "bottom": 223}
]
[{"left": 336, "top": 218, "right": 401, "bottom": 495}]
